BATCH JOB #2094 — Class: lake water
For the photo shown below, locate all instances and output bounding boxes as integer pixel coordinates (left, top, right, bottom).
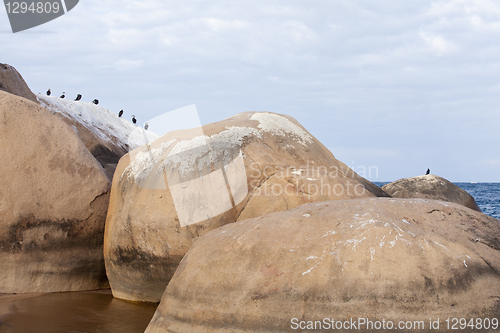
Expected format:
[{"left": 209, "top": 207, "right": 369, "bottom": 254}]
[
  {"left": 0, "top": 290, "right": 157, "bottom": 333},
  {"left": 455, "top": 182, "right": 500, "bottom": 219}
]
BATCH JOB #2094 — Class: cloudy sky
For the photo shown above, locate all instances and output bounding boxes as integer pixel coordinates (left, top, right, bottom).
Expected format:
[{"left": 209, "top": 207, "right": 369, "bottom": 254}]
[{"left": 2, "top": 0, "right": 499, "bottom": 182}]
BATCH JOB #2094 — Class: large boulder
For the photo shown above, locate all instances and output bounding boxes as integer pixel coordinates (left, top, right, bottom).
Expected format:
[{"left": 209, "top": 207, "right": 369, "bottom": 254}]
[
  {"left": 146, "top": 198, "right": 500, "bottom": 333},
  {"left": 382, "top": 175, "right": 481, "bottom": 212},
  {"left": 104, "top": 111, "right": 389, "bottom": 302},
  {"left": 0, "top": 63, "right": 38, "bottom": 104},
  {"left": 38, "top": 94, "right": 158, "bottom": 180},
  {"left": 0, "top": 91, "right": 111, "bottom": 293}
]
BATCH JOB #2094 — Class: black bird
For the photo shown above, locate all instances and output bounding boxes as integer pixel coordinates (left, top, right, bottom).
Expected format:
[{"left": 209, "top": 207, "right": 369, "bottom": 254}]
[
  {"left": 60, "top": 92, "right": 65, "bottom": 99},
  {"left": 118, "top": 110, "right": 123, "bottom": 117},
  {"left": 132, "top": 115, "right": 137, "bottom": 124},
  {"left": 75, "top": 94, "right": 82, "bottom": 101},
  {"left": 92, "top": 99, "right": 99, "bottom": 105},
  {"left": 46, "top": 89, "right": 51, "bottom": 96},
  {"left": 426, "top": 168, "right": 430, "bottom": 175},
  {"left": 144, "top": 122, "right": 149, "bottom": 130}
]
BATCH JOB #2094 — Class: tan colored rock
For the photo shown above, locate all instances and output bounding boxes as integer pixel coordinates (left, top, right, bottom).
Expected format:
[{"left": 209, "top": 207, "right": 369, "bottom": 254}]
[
  {"left": 0, "top": 63, "right": 38, "bottom": 104},
  {"left": 146, "top": 198, "right": 500, "bottom": 333},
  {"left": 104, "top": 111, "right": 389, "bottom": 302},
  {"left": 0, "top": 91, "right": 111, "bottom": 293},
  {"left": 382, "top": 175, "right": 481, "bottom": 212}
]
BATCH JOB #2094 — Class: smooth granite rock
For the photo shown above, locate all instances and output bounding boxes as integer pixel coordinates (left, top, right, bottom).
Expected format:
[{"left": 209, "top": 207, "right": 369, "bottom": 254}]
[
  {"left": 146, "top": 198, "right": 500, "bottom": 333},
  {"left": 0, "top": 91, "right": 110, "bottom": 293},
  {"left": 104, "top": 111, "right": 389, "bottom": 302}
]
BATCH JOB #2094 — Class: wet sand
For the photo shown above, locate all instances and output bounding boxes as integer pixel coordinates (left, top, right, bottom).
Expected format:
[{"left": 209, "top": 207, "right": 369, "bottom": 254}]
[{"left": 0, "top": 290, "right": 157, "bottom": 333}]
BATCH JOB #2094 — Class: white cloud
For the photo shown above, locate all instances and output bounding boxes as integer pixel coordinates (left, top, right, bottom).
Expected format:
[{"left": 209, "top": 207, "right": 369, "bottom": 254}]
[
  {"left": 426, "top": 0, "right": 466, "bottom": 16},
  {"left": 204, "top": 18, "right": 248, "bottom": 31},
  {"left": 482, "top": 159, "right": 500, "bottom": 166},
  {"left": 110, "top": 59, "right": 145, "bottom": 71},
  {"left": 426, "top": 0, "right": 500, "bottom": 30},
  {"left": 419, "top": 31, "right": 457, "bottom": 56},
  {"left": 469, "top": 14, "right": 500, "bottom": 30},
  {"left": 285, "top": 21, "right": 317, "bottom": 43},
  {"left": 464, "top": 0, "right": 500, "bottom": 16}
]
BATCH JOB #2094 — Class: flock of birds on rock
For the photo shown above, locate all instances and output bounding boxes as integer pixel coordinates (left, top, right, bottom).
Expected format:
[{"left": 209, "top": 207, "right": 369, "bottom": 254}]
[{"left": 46, "top": 89, "right": 148, "bottom": 129}]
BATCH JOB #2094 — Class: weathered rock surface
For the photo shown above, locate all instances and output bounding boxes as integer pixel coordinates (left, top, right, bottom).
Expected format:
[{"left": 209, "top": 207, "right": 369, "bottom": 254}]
[
  {"left": 0, "top": 91, "right": 111, "bottom": 293},
  {"left": 146, "top": 198, "right": 500, "bottom": 333},
  {"left": 0, "top": 63, "right": 38, "bottom": 104},
  {"left": 104, "top": 111, "right": 389, "bottom": 302},
  {"left": 382, "top": 175, "right": 481, "bottom": 212},
  {"left": 38, "top": 95, "right": 157, "bottom": 180}
]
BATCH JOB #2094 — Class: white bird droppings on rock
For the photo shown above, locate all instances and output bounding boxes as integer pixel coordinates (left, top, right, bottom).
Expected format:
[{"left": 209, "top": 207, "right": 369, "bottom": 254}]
[
  {"left": 38, "top": 94, "right": 159, "bottom": 150},
  {"left": 249, "top": 112, "right": 313, "bottom": 145}
]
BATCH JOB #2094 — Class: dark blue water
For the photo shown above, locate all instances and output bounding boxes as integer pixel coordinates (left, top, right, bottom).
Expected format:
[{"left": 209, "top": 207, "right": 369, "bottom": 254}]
[
  {"left": 455, "top": 183, "right": 500, "bottom": 219},
  {"left": 374, "top": 182, "right": 500, "bottom": 220}
]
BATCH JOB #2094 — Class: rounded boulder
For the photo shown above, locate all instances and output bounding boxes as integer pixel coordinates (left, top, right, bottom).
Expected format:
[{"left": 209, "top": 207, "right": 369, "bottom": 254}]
[
  {"left": 104, "top": 111, "right": 389, "bottom": 302},
  {"left": 0, "top": 91, "right": 111, "bottom": 293},
  {"left": 146, "top": 198, "right": 500, "bottom": 333},
  {"left": 382, "top": 175, "right": 481, "bottom": 212},
  {"left": 0, "top": 63, "right": 38, "bottom": 104}
]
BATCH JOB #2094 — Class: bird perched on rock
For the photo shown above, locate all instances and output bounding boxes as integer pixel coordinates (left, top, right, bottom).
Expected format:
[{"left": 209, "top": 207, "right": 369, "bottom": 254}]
[
  {"left": 426, "top": 168, "right": 430, "bottom": 175},
  {"left": 144, "top": 122, "right": 149, "bottom": 130},
  {"left": 118, "top": 110, "right": 123, "bottom": 117},
  {"left": 132, "top": 115, "right": 137, "bottom": 124},
  {"left": 46, "top": 89, "right": 51, "bottom": 96},
  {"left": 60, "top": 92, "right": 65, "bottom": 99},
  {"left": 75, "top": 94, "right": 82, "bottom": 101},
  {"left": 92, "top": 99, "right": 99, "bottom": 105}
]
